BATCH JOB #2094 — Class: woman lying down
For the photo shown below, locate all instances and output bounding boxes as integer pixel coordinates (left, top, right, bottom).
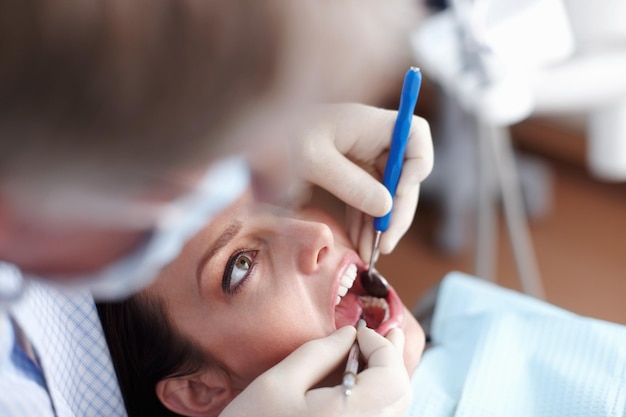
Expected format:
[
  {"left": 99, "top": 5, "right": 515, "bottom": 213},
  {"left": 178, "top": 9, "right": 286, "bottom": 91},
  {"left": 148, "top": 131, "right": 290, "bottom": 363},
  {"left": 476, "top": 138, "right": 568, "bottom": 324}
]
[
  {"left": 97, "top": 189, "right": 424, "bottom": 417},
  {"left": 98, "top": 189, "right": 626, "bottom": 417}
]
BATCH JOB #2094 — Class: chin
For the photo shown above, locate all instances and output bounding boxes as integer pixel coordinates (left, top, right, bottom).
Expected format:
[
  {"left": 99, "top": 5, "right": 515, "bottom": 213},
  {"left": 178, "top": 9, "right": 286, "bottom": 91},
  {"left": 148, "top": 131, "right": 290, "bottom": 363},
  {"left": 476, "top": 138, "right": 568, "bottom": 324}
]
[{"left": 399, "top": 305, "right": 425, "bottom": 377}]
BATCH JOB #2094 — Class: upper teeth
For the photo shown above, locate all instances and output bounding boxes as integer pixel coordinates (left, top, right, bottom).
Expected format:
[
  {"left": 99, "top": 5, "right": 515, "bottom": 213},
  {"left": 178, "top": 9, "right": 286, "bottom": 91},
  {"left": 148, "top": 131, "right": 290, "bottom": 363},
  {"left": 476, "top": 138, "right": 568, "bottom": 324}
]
[{"left": 335, "top": 263, "right": 357, "bottom": 306}]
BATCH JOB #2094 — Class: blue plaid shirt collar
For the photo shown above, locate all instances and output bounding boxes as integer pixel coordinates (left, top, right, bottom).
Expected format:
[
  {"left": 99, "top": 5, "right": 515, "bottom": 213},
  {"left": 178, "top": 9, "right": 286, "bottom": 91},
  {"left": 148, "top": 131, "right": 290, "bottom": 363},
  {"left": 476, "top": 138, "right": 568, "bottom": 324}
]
[{"left": 3, "top": 266, "right": 127, "bottom": 417}]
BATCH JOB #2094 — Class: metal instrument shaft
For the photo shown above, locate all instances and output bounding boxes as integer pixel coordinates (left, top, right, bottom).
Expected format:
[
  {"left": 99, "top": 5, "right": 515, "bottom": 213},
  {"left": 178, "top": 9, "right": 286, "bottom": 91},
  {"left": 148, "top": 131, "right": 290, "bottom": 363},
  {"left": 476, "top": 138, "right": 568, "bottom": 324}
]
[
  {"left": 342, "top": 318, "right": 367, "bottom": 396},
  {"left": 362, "top": 67, "right": 422, "bottom": 298}
]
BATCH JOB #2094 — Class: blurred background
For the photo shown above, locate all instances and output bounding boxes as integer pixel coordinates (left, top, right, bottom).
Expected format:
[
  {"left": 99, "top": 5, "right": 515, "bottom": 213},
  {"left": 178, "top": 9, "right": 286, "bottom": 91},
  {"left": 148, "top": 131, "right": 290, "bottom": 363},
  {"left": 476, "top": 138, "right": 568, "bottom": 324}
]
[{"left": 313, "top": 0, "right": 626, "bottom": 326}]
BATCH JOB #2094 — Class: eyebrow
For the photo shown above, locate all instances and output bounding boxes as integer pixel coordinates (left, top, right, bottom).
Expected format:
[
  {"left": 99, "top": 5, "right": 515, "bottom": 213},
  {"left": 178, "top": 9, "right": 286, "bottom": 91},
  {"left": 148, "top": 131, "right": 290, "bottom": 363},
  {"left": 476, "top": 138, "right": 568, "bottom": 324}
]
[{"left": 196, "top": 221, "right": 243, "bottom": 292}]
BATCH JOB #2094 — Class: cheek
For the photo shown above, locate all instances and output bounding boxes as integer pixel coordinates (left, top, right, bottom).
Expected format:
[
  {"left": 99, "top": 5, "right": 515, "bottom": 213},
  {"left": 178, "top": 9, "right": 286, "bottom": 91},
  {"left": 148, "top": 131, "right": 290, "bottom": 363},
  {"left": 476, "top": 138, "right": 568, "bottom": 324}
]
[
  {"left": 401, "top": 306, "right": 425, "bottom": 377},
  {"left": 210, "top": 298, "right": 332, "bottom": 385}
]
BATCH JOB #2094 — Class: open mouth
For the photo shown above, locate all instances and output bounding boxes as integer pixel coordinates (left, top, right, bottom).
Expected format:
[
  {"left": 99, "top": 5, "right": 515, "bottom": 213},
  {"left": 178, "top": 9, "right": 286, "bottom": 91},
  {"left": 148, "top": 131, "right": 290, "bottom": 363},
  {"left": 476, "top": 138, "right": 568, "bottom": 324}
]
[{"left": 333, "top": 262, "right": 404, "bottom": 336}]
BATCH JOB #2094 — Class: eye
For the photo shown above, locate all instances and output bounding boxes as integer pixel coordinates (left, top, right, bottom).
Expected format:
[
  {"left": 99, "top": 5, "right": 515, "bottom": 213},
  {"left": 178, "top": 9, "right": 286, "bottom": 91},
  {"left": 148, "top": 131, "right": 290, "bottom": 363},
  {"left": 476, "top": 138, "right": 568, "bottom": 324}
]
[{"left": 223, "top": 250, "right": 257, "bottom": 294}]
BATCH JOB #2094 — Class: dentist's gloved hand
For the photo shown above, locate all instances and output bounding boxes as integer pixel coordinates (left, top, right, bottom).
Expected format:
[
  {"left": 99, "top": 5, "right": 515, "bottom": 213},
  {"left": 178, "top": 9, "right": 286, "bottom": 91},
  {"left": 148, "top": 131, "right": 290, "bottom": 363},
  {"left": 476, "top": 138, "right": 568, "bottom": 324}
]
[
  {"left": 219, "top": 326, "right": 412, "bottom": 417},
  {"left": 248, "top": 103, "right": 433, "bottom": 262},
  {"left": 295, "top": 103, "right": 433, "bottom": 263}
]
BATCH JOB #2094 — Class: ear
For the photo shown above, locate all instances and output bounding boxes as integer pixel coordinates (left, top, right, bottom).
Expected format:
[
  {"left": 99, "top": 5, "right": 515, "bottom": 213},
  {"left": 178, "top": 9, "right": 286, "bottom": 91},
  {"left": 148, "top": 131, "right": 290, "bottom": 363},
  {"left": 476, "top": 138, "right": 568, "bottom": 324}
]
[{"left": 156, "top": 368, "right": 239, "bottom": 417}]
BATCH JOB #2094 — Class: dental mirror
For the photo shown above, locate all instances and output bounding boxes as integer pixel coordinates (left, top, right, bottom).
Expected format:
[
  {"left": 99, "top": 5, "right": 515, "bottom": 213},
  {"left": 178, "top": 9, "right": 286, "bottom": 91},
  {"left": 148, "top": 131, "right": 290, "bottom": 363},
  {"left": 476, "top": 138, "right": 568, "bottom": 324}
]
[{"left": 360, "top": 269, "right": 389, "bottom": 298}]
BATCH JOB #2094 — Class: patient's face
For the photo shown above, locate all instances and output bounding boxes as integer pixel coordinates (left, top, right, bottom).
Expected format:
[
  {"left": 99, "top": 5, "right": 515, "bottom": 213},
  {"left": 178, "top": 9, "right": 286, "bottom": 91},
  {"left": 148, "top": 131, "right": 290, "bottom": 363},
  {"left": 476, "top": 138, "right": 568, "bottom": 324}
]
[{"left": 147, "top": 191, "right": 422, "bottom": 390}]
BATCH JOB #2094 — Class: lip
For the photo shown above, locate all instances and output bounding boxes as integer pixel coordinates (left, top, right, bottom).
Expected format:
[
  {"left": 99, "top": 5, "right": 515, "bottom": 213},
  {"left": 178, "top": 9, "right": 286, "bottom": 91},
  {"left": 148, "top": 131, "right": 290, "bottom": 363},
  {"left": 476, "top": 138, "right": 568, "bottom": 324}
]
[{"left": 331, "top": 251, "right": 404, "bottom": 336}]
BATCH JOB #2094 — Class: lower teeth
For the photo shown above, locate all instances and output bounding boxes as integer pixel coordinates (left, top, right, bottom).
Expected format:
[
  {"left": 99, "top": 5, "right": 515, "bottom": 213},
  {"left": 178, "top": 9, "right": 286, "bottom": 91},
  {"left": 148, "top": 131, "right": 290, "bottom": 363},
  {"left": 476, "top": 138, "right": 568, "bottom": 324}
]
[{"left": 358, "top": 295, "right": 390, "bottom": 324}]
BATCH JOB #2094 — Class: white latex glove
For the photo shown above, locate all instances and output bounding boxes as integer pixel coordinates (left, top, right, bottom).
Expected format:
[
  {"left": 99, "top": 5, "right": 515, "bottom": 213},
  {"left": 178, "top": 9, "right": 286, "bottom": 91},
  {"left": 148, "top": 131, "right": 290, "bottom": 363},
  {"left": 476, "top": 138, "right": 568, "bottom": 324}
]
[
  {"left": 294, "top": 103, "right": 433, "bottom": 263},
  {"left": 219, "top": 326, "right": 412, "bottom": 417}
]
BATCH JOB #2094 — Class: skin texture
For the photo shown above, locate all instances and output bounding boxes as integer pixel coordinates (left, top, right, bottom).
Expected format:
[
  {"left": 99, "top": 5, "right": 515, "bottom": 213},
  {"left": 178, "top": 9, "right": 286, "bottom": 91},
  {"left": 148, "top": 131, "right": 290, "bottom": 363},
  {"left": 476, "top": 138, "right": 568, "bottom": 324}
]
[{"left": 146, "top": 190, "right": 424, "bottom": 415}]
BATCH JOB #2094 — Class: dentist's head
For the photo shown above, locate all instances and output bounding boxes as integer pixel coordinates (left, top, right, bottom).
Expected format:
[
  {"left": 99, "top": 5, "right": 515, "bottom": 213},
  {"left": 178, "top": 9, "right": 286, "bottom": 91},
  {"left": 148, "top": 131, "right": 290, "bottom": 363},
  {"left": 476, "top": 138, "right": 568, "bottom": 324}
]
[
  {"left": 0, "top": 0, "right": 422, "bottom": 297},
  {"left": 0, "top": 0, "right": 300, "bottom": 295}
]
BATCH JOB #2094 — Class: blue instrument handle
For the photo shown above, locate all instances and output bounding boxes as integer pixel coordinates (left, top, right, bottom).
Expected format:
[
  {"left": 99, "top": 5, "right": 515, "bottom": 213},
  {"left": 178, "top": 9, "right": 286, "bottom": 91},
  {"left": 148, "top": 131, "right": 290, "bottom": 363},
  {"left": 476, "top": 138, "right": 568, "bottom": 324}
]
[{"left": 374, "top": 67, "right": 422, "bottom": 233}]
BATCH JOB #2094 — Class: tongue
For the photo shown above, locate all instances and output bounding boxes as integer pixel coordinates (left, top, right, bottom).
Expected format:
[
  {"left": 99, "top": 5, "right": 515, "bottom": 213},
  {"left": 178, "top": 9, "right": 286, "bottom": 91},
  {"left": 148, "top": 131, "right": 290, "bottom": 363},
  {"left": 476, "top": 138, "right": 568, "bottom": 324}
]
[
  {"left": 335, "top": 293, "right": 389, "bottom": 329},
  {"left": 361, "top": 302, "right": 387, "bottom": 329},
  {"left": 334, "top": 293, "right": 363, "bottom": 328}
]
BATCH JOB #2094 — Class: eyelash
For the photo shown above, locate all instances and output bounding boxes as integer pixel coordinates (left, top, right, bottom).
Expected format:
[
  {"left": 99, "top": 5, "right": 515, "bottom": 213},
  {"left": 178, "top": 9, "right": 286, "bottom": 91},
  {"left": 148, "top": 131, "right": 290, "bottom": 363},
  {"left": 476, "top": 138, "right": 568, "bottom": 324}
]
[{"left": 222, "top": 249, "right": 258, "bottom": 295}]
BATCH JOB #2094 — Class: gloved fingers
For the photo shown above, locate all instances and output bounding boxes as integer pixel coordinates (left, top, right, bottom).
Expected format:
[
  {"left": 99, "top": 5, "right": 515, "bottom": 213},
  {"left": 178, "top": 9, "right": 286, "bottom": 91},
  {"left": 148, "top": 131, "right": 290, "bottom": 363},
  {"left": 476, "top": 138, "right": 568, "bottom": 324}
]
[
  {"left": 233, "top": 326, "right": 411, "bottom": 417},
  {"left": 263, "top": 326, "right": 357, "bottom": 392},
  {"left": 347, "top": 185, "right": 415, "bottom": 264},
  {"left": 384, "top": 327, "right": 406, "bottom": 353},
  {"left": 402, "top": 116, "right": 435, "bottom": 184},
  {"left": 346, "top": 206, "right": 376, "bottom": 265},
  {"left": 347, "top": 205, "right": 365, "bottom": 253},
  {"left": 344, "top": 327, "right": 412, "bottom": 413},
  {"left": 358, "top": 221, "right": 376, "bottom": 267},
  {"left": 378, "top": 115, "right": 432, "bottom": 253},
  {"left": 379, "top": 183, "right": 420, "bottom": 255},
  {"left": 331, "top": 108, "right": 433, "bottom": 196},
  {"left": 297, "top": 104, "right": 432, "bottom": 219},
  {"left": 357, "top": 326, "right": 405, "bottom": 370},
  {"left": 302, "top": 143, "right": 392, "bottom": 219}
]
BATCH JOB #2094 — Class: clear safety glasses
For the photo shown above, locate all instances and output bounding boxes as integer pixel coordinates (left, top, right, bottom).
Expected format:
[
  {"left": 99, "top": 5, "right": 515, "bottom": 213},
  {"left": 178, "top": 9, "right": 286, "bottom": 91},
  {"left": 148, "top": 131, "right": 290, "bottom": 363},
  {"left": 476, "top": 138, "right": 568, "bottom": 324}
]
[{"left": 21, "top": 157, "right": 251, "bottom": 299}]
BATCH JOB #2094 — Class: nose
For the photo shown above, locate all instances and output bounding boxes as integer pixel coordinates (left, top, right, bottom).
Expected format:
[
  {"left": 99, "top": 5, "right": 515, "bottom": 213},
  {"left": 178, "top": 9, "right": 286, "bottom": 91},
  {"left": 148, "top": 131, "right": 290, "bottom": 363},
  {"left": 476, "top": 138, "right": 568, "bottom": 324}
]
[{"left": 285, "top": 219, "right": 334, "bottom": 274}]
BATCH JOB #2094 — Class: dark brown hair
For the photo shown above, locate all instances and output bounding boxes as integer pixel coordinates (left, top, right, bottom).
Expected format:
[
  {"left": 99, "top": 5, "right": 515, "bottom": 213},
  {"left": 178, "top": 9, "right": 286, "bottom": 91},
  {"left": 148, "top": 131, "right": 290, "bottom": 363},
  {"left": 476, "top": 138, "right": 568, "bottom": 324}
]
[
  {"left": 0, "top": 0, "right": 287, "bottom": 186},
  {"left": 96, "top": 294, "right": 209, "bottom": 417}
]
